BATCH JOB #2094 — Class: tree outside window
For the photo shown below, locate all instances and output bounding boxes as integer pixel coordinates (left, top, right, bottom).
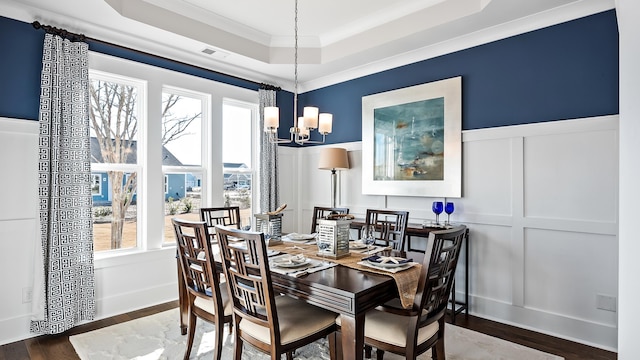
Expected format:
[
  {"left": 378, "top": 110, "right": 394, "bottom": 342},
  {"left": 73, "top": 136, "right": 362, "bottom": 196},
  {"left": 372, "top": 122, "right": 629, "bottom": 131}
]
[{"left": 89, "top": 74, "right": 205, "bottom": 251}]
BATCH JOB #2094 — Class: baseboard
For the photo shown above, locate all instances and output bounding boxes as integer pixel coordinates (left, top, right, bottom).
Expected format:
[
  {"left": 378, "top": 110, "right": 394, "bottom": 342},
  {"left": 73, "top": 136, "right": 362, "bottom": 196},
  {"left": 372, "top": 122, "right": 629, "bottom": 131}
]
[
  {"left": 94, "top": 282, "right": 178, "bottom": 320},
  {"left": 0, "top": 282, "right": 178, "bottom": 346},
  {"left": 0, "top": 314, "right": 38, "bottom": 346},
  {"left": 465, "top": 293, "right": 618, "bottom": 352}
]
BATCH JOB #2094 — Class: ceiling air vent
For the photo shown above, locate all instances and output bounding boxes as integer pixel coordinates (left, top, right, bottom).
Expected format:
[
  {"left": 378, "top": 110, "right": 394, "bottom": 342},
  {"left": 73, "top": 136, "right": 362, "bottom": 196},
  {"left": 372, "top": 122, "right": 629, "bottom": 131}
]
[{"left": 200, "top": 47, "right": 229, "bottom": 59}]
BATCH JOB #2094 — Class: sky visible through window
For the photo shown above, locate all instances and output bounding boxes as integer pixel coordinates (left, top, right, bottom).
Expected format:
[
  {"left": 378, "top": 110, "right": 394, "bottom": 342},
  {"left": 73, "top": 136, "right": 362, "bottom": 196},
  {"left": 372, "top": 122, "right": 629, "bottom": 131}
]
[{"left": 222, "top": 104, "right": 252, "bottom": 167}]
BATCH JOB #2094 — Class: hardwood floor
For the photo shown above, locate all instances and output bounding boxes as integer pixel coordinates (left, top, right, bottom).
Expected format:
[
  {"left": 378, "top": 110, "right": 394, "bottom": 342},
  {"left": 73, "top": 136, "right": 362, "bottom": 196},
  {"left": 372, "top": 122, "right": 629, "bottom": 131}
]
[
  {"left": 449, "top": 314, "right": 616, "bottom": 360},
  {"left": 0, "top": 301, "right": 617, "bottom": 360}
]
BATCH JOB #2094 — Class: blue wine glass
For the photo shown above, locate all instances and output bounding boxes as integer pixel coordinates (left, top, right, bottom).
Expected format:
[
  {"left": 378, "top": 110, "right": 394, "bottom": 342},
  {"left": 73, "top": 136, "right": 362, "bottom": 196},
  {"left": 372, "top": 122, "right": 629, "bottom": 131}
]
[
  {"left": 432, "top": 201, "right": 444, "bottom": 225},
  {"left": 444, "top": 202, "right": 455, "bottom": 225}
]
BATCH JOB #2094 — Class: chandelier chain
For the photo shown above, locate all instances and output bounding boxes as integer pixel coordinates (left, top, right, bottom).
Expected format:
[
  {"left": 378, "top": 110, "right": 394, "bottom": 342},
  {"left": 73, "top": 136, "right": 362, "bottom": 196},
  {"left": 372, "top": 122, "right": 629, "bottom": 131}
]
[{"left": 294, "top": 0, "right": 299, "bottom": 122}]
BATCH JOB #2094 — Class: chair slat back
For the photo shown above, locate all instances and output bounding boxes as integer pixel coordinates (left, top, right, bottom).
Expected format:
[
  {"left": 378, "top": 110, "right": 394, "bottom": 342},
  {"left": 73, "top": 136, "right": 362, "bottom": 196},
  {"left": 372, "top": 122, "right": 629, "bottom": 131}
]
[
  {"left": 173, "top": 218, "right": 222, "bottom": 302},
  {"left": 215, "top": 226, "right": 279, "bottom": 332},
  {"left": 310, "top": 206, "right": 349, "bottom": 233},
  {"left": 200, "top": 206, "right": 242, "bottom": 244},
  {"left": 201, "top": 206, "right": 242, "bottom": 231},
  {"left": 365, "top": 209, "right": 409, "bottom": 251},
  {"left": 415, "top": 225, "right": 468, "bottom": 320}
]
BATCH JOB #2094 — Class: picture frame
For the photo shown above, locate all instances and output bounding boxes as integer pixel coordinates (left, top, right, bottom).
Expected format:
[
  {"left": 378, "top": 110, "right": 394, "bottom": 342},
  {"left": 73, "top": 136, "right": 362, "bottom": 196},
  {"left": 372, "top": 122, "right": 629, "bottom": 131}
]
[{"left": 361, "top": 76, "right": 462, "bottom": 197}]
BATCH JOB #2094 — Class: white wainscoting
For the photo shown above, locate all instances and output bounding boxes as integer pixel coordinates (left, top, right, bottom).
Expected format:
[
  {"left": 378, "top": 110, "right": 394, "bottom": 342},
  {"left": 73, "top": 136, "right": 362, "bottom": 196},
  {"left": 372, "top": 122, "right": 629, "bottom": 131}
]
[
  {"left": 0, "top": 117, "right": 177, "bottom": 345},
  {"left": 0, "top": 118, "right": 40, "bottom": 344},
  {"left": 282, "top": 115, "right": 618, "bottom": 351}
]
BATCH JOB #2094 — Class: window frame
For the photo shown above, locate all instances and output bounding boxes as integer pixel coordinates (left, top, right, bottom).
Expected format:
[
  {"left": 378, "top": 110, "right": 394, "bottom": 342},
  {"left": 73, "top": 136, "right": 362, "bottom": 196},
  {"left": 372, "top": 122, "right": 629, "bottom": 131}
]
[
  {"left": 88, "top": 51, "right": 259, "bottom": 264},
  {"left": 91, "top": 173, "right": 102, "bottom": 195},
  {"left": 222, "top": 98, "right": 259, "bottom": 224},
  {"left": 161, "top": 86, "right": 210, "bottom": 244},
  {"left": 89, "top": 69, "right": 146, "bottom": 254}
]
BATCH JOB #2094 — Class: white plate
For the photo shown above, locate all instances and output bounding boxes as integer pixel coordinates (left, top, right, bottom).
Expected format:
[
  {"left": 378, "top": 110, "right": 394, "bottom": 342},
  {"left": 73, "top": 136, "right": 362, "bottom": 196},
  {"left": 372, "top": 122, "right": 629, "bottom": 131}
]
[
  {"left": 273, "top": 258, "right": 311, "bottom": 268},
  {"left": 285, "top": 233, "right": 316, "bottom": 241},
  {"left": 349, "top": 241, "right": 367, "bottom": 250},
  {"left": 365, "top": 259, "right": 410, "bottom": 268}
]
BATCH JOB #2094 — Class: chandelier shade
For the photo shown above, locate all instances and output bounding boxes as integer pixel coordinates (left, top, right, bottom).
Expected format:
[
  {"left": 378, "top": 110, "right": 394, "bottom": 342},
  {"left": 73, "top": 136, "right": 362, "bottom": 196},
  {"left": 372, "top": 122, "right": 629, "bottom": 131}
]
[{"left": 263, "top": 0, "right": 333, "bottom": 145}]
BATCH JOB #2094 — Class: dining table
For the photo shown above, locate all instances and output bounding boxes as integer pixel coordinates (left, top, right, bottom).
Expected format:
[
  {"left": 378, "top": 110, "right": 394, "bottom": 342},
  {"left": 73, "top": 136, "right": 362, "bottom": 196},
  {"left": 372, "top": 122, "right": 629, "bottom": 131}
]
[{"left": 176, "top": 236, "right": 424, "bottom": 360}]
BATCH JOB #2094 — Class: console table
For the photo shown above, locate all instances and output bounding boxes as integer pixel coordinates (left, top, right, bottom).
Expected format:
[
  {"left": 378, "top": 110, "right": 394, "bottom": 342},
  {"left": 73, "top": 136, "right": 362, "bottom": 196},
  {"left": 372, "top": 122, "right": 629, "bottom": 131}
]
[{"left": 350, "top": 220, "right": 469, "bottom": 322}]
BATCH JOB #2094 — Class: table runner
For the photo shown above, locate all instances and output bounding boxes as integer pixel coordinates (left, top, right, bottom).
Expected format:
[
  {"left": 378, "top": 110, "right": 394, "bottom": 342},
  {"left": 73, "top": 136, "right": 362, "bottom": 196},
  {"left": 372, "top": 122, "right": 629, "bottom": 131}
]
[{"left": 268, "top": 242, "right": 421, "bottom": 308}]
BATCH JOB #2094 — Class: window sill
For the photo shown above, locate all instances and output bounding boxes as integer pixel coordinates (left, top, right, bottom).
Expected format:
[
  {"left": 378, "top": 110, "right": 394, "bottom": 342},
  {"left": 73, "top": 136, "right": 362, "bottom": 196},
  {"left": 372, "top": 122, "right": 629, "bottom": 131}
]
[{"left": 94, "top": 246, "right": 176, "bottom": 270}]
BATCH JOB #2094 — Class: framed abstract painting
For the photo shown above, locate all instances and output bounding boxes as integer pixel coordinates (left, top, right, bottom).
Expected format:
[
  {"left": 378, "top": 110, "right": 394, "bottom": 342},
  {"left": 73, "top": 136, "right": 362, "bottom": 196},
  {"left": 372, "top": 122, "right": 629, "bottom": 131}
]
[{"left": 362, "top": 76, "right": 462, "bottom": 197}]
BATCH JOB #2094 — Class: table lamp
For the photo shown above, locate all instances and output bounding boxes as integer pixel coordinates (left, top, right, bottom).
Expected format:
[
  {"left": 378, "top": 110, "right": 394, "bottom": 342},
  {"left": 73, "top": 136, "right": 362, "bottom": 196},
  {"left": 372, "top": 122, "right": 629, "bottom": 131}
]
[{"left": 318, "top": 147, "right": 350, "bottom": 208}]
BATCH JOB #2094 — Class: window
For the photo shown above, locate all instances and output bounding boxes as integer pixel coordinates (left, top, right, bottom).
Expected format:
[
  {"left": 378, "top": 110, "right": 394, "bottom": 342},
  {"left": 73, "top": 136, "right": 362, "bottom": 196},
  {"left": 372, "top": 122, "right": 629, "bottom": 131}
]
[
  {"left": 161, "top": 87, "right": 207, "bottom": 244},
  {"left": 91, "top": 174, "right": 102, "bottom": 195},
  {"left": 89, "top": 52, "right": 258, "bottom": 254},
  {"left": 164, "top": 175, "right": 168, "bottom": 194},
  {"left": 89, "top": 71, "right": 143, "bottom": 252},
  {"left": 222, "top": 100, "right": 256, "bottom": 228}
]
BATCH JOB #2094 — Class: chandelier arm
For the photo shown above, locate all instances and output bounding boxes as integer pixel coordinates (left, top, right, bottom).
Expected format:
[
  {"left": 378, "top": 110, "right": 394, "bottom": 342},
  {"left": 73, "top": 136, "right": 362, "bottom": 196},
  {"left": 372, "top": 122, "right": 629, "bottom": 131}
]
[
  {"left": 269, "top": 131, "right": 296, "bottom": 144},
  {"left": 294, "top": 133, "right": 327, "bottom": 145}
]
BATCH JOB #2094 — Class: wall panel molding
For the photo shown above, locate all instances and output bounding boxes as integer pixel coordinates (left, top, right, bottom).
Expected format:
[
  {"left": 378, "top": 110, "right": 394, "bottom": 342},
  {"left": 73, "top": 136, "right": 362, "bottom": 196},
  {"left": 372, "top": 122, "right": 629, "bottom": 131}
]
[{"left": 288, "top": 115, "right": 619, "bottom": 350}]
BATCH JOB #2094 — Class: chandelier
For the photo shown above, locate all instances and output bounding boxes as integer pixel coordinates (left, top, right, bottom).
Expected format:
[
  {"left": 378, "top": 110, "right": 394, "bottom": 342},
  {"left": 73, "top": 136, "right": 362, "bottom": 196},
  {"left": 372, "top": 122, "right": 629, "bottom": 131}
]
[{"left": 263, "top": 0, "right": 333, "bottom": 145}]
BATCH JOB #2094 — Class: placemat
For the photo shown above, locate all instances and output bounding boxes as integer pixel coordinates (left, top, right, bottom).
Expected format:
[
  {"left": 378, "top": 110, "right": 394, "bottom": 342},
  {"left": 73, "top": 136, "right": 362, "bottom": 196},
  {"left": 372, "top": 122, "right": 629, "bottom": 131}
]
[{"left": 268, "top": 242, "right": 421, "bottom": 308}]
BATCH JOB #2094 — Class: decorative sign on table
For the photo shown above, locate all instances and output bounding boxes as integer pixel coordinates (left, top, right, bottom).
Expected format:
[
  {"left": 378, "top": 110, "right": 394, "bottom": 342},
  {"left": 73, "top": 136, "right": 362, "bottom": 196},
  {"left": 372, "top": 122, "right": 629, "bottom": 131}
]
[
  {"left": 317, "top": 219, "right": 351, "bottom": 259},
  {"left": 254, "top": 213, "right": 283, "bottom": 245}
]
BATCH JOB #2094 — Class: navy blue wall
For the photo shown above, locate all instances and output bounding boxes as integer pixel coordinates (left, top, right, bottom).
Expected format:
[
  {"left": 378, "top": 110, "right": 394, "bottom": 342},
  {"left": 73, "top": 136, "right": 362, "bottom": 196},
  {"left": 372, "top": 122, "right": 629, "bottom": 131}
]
[
  {"left": 295, "top": 10, "right": 619, "bottom": 145},
  {"left": 0, "top": 17, "right": 45, "bottom": 120},
  {"left": 0, "top": 10, "right": 618, "bottom": 142},
  {"left": 0, "top": 15, "right": 259, "bottom": 121}
]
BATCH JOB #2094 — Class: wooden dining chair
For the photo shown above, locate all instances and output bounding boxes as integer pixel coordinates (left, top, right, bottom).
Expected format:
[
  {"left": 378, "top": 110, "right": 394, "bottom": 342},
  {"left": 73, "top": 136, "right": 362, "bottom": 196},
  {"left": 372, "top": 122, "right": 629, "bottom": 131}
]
[
  {"left": 364, "top": 209, "right": 409, "bottom": 251},
  {"left": 354, "top": 225, "right": 468, "bottom": 360},
  {"left": 200, "top": 206, "right": 242, "bottom": 240},
  {"left": 172, "top": 218, "right": 233, "bottom": 360},
  {"left": 215, "top": 225, "right": 338, "bottom": 360},
  {"left": 310, "top": 206, "right": 349, "bottom": 233}
]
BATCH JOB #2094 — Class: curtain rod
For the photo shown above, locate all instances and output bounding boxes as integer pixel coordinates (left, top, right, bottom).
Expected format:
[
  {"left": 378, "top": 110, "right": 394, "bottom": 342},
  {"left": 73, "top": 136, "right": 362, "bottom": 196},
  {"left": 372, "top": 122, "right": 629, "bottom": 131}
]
[{"left": 31, "top": 21, "right": 281, "bottom": 92}]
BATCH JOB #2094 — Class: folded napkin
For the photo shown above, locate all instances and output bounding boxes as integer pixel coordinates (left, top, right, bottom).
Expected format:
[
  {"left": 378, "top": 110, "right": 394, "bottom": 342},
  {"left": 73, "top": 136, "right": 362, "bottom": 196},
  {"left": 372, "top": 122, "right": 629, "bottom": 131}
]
[
  {"left": 363, "top": 255, "right": 412, "bottom": 264},
  {"left": 358, "top": 260, "right": 417, "bottom": 273},
  {"left": 272, "top": 254, "right": 307, "bottom": 266},
  {"left": 349, "top": 240, "right": 366, "bottom": 247}
]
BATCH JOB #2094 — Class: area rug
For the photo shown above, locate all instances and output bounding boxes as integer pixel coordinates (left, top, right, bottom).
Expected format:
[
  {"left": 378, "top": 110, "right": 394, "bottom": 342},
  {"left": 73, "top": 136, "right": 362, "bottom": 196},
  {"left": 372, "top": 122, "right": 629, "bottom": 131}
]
[{"left": 70, "top": 308, "right": 563, "bottom": 360}]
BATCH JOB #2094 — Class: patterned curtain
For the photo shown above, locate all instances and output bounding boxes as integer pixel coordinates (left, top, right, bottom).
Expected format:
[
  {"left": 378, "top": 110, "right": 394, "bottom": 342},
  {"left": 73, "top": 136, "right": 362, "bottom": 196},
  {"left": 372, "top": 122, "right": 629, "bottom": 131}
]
[
  {"left": 258, "top": 88, "right": 279, "bottom": 212},
  {"left": 31, "top": 33, "right": 96, "bottom": 334}
]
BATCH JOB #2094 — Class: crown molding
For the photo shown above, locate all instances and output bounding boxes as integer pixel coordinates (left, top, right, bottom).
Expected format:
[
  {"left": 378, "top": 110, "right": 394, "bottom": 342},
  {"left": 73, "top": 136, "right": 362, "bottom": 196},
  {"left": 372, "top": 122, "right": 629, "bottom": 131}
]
[{"left": 300, "top": 0, "right": 615, "bottom": 92}]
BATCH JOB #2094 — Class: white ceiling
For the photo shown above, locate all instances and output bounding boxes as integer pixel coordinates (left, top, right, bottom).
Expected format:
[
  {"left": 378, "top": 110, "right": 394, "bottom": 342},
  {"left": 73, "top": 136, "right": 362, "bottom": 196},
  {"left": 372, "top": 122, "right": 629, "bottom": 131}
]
[{"left": 0, "top": 0, "right": 614, "bottom": 91}]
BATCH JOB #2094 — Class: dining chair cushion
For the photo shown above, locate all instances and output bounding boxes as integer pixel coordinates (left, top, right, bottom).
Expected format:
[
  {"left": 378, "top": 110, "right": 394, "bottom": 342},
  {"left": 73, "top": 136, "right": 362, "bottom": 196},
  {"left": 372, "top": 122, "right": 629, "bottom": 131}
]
[
  {"left": 336, "top": 309, "right": 438, "bottom": 348},
  {"left": 238, "top": 295, "right": 336, "bottom": 345},
  {"left": 193, "top": 284, "right": 233, "bottom": 317}
]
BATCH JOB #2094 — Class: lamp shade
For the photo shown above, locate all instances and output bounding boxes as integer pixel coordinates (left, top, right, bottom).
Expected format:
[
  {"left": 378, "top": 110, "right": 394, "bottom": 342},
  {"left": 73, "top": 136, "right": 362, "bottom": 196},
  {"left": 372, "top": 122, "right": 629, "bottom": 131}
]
[{"left": 318, "top": 147, "right": 350, "bottom": 170}]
